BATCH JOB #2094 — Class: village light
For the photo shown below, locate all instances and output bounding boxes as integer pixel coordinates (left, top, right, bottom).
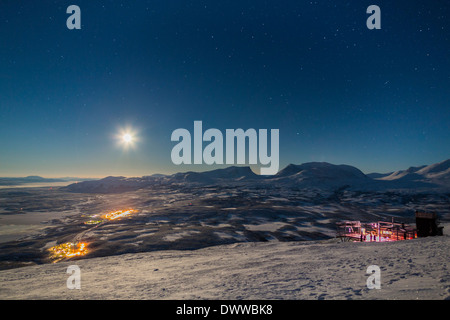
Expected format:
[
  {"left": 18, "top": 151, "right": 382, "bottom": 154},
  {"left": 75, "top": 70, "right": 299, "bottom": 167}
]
[
  {"left": 84, "top": 220, "right": 102, "bottom": 225},
  {"left": 48, "top": 209, "right": 138, "bottom": 262},
  {"left": 48, "top": 242, "right": 88, "bottom": 262},
  {"left": 102, "top": 209, "right": 138, "bottom": 220}
]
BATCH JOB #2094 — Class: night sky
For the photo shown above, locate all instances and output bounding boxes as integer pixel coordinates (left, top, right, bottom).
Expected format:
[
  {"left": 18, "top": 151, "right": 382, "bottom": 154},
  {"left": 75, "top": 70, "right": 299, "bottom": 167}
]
[{"left": 0, "top": 1, "right": 449, "bottom": 177}]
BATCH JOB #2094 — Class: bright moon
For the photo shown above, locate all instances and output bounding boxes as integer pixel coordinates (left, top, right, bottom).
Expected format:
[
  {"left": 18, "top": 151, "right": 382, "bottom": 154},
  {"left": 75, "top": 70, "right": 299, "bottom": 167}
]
[
  {"left": 115, "top": 127, "right": 138, "bottom": 149},
  {"left": 122, "top": 133, "right": 133, "bottom": 143}
]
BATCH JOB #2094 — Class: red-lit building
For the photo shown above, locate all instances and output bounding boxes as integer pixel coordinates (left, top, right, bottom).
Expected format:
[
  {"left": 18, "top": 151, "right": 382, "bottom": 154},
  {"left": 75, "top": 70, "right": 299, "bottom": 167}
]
[
  {"left": 336, "top": 211, "right": 443, "bottom": 242},
  {"left": 336, "top": 220, "right": 417, "bottom": 242}
]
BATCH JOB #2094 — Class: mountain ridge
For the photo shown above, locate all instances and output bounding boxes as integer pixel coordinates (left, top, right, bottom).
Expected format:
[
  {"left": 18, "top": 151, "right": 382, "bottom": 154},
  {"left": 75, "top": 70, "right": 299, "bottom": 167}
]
[{"left": 62, "top": 159, "right": 450, "bottom": 193}]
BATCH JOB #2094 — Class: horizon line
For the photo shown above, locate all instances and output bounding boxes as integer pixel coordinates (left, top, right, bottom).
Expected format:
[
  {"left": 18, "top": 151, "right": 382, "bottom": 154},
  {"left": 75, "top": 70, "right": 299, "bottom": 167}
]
[{"left": 1, "top": 158, "right": 448, "bottom": 180}]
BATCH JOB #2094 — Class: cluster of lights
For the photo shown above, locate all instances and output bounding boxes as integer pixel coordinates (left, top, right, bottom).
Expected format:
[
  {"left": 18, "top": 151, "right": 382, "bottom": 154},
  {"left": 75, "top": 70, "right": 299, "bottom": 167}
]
[
  {"left": 84, "top": 220, "right": 102, "bottom": 225},
  {"left": 360, "top": 227, "right": 416, "bottom": 242},
  {"left": 49, "top": 209, "right": 138, "bottom": 262},
  {"left": 102, "top": 209, "right": 137, "bottom": 221},
  {"left": 48, "top": 242, "right": 88, "bottom": 262},
  {"left": 337, "top": 220, "right": 417, "bottom": 242}
]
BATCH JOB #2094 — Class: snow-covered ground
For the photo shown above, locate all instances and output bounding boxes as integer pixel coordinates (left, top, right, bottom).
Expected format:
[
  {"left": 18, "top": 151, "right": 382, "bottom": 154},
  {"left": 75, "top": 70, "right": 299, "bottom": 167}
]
[
  {"left": 1, "top": 160, "right": 449, "bottom": 300},
  {"left": 1, "top": 225, "right": 449, "bottom": 300}
]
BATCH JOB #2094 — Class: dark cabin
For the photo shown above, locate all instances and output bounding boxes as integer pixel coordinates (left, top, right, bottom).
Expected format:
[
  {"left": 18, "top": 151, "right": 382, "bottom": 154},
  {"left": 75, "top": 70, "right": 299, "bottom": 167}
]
[{"left": 415, "top": 211, "right": 444, "bottom": 237}]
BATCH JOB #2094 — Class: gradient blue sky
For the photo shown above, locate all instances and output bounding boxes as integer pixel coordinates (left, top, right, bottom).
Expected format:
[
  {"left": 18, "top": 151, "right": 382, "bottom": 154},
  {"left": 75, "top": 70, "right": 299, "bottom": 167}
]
[{"left": 1, "top": 0, "right": 449, "bottom": 178}]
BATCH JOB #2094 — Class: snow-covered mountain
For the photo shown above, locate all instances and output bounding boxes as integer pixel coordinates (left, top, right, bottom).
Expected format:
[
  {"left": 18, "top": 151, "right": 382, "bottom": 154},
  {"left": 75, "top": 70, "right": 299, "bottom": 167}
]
[
  {"left": 375, "top": 166, "right": 427, "bottom": 181},
  {"left": 374, "top": 159, "right": 450, "bottom": 187},
  {"left": 167, "top": 166, "right": 259, "bottom": 184},
  {"left": 271, "top": 162, "right": 370, "bottom": 189},
  {"left": 63, "top": 159, "right": 450, "bottom": 193},
  {"left": 63, "top": 176, "right": 157, "bottom": 193},
  {"left": 417, "top": 159, "right": 450, "bottom": 179}
]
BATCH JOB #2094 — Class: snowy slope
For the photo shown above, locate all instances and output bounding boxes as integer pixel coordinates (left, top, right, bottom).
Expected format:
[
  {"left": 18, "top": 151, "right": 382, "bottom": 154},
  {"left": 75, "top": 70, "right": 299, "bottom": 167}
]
[
  {"left": 416, "top": 159, "right": 450, "bottom": 185},
  {"left": 376, "top": 159, "right": 450, "bottom": 187},
  {"left": 1, "top": 227, "right": 449, "bottom": 300},
  {"left": 378, "top": 166, "right": 427, "bottom": 181},
  {"left": 417, "top": 159, "right": 450, "bottom": 177}
]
